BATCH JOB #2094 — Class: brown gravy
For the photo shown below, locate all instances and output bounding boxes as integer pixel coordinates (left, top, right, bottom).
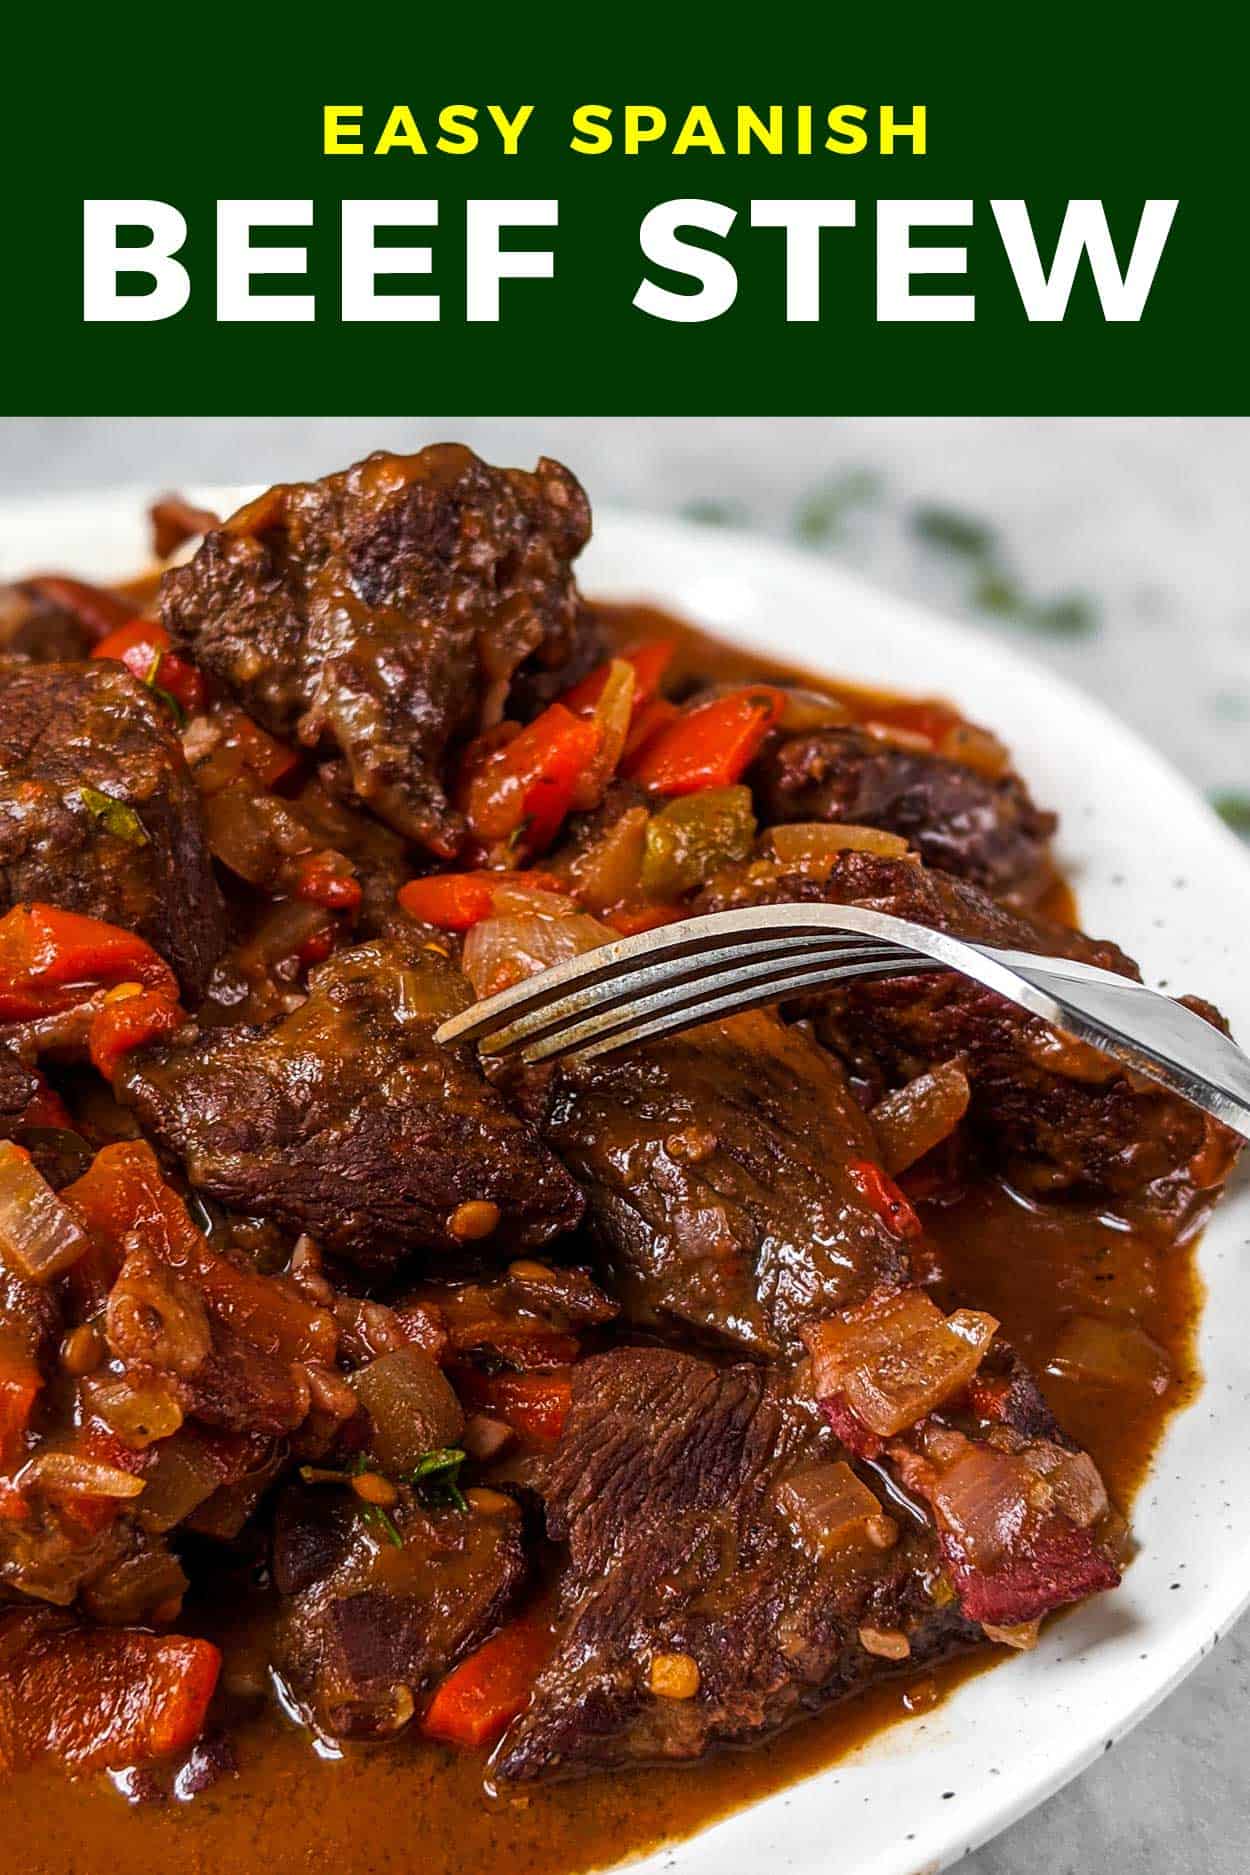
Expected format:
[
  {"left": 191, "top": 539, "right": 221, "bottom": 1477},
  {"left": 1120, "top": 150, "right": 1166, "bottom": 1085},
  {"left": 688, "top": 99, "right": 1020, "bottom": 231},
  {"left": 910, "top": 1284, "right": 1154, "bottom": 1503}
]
[{"left": 0, "top": 602, "right": 1207, "bottom": 1874}]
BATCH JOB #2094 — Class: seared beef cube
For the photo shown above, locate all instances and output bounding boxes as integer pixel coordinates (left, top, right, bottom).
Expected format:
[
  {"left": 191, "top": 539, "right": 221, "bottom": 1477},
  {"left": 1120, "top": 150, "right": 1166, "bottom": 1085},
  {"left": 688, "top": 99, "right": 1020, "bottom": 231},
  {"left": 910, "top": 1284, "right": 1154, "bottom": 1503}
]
[
  {"left": 0, "top": 586, "right": 92, "bottom": 663},
  {"left": 494, "top": 1348, "right": 976, "bottom": 1782},
  {"left": 0, "top": 1049, "right": 38, "bottom": 1133},
  {"left": 0, "top": 663, "right": 225, "bottom": 999},
  {"left": 272, "top": 1483, "right": 526, "bottom": 1740},
  {"left": 699, "top": 852, "right": 1238, "bottom": 1206},
  {"left": 118, "top": 937, "right": 584, "bottom": 1271},
  {"left": 753, "top": 727, "right": 1057, "bottom": 908},
  {"left": 161, "top": 446, "right": 606, "bottom": 857},
  {"left": 543, "top": 1008, "right": 909, "bottom": 1359}
]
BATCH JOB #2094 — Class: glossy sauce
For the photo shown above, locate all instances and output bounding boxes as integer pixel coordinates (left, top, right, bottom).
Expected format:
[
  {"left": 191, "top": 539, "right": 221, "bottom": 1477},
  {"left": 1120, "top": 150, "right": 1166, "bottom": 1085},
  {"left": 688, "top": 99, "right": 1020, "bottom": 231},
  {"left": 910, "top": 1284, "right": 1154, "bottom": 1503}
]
[{"left": 0, "top": 602, "right": 1207, "bottom": 1874}]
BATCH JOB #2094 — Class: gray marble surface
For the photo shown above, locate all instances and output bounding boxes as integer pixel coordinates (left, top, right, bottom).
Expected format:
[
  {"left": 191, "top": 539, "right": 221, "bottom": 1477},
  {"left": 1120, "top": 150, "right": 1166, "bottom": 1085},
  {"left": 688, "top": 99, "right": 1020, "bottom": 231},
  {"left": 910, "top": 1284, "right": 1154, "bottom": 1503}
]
[{"left": 2, "top": 416, "right": 1247, "bottom": 1872}]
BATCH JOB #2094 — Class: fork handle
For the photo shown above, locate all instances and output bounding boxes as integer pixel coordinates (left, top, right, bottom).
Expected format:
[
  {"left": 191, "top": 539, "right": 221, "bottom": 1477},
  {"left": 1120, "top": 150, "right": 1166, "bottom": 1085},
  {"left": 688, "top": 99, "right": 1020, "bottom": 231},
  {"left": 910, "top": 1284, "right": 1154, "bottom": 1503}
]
[{"left": 982, "top": 947, "right": 1250, "bottom": 1141}]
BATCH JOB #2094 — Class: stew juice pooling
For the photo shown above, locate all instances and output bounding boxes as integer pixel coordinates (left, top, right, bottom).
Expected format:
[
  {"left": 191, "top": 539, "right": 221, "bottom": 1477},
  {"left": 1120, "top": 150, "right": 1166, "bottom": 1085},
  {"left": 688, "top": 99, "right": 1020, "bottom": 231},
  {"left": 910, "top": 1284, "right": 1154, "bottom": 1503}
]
[{"left": 0, "top": 450, "right": 1234, "bottom": 1874}]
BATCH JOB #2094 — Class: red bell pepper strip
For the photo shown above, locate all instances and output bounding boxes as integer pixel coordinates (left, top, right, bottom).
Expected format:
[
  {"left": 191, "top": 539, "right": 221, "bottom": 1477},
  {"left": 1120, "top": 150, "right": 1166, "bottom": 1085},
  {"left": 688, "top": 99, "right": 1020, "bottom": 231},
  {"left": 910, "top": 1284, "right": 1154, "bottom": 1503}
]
[
  {"left": 0, "top": 1616, "right": 221, "bottom": 1771},
  {"left": 92, "top": 618, "right": 207, "bottom": 714},
  {"left": 621, "top": 696, "right": 680, "bottom": 767},
  {"left": 397, "top": 870, "right": 564, "bottom": 933},
  {"left": 421, "top": 1618, "right": 552, "bottom": 1750},
  {"left": 194, "top": 704, "right": 301, "bottom": 795},
  {"left": 23, "top": 576, "right": 135, "bottom": 644},
  {"left": 455, "top": 1369, "right": 573, "bottom": 1445},
  {"left": 625, "top": 687, "right": 784, "bottom": 795},
  {"left": 465, "top": 704, "right": 601, "bottom": 855},
  {"left": 290, "top": 850, "right": 363, "bottom": 913},
  {"left": 0, "top": 1350, "right": 41, "bottom": 1469},
  {"left": 0, "top": 904, "right": 177, "bottom": 1022},
  {"left": 560, "top": 639, "right": 676, "bottom": 717},
  {"left": 847, "top": 1160, "right": 923, "bottom": 1240},
  {"left": 89, "top": 988, "right": 187, "bottom": 1081}
]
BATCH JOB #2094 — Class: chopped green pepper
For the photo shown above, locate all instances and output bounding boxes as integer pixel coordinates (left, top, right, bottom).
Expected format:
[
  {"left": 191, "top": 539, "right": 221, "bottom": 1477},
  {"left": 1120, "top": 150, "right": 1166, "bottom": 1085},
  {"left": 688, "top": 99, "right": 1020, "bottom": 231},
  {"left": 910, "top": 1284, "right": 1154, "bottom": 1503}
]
[
  {"left": 78, "top": 785, "right": 149, "bottom": 847},
  {"left": 639, "top": 786, "right": 757, "bottom": 901}
]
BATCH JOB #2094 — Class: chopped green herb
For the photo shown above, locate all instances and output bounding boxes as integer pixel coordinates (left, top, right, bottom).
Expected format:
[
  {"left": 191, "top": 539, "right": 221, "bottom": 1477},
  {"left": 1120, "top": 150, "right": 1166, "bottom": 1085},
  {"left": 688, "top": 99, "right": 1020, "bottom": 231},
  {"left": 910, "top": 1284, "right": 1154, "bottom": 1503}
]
[
  {"left": 300, "top": 1459, "right": 410, "bottom": 1545},
  {"left": 1028, "top": 594, "right": 1099, "bottom": 638},
  {"left": 912, "top": 506, "right": 995, "bottom": 557},
  {"left": 409, "top": 1446, "right": 468, "bottom": 1512},
  {"left": 681, "top": 499, "right": 746, "bottom": 529},
  {"left": 361, "top": 1503, "right": 404, "bottom": 1548},
  {"left": 1212, "top": 791, "right": 1250, "bottom": 836},
  {"left": 794, "top": 469, "right": 881, "bottom": 545},
  {"left": 971, "top": 572, "right": 1022, "bottom": 616},
  {"left": 79, "top": 785, "right": 149, "bottom": 847},
  {"left": 143, "top": 652, "right": 186, "bottom": 727}
]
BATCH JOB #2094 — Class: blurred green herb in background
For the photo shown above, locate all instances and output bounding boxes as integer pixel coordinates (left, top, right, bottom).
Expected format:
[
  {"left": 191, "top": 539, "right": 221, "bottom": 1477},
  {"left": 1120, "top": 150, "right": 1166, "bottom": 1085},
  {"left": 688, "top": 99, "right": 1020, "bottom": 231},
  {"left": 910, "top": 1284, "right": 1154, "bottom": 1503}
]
[
  {"left": 681, "top": 499, "right": 748, "bottom": 529},
  {"left": 1211, "top": 791, "right": 1250, "bottom": 837},
  {"left": 911, "top": 504, "right": 1099, "bottom": 638},
  {"left": 795, "top": 470, "right": 883, "bottom": 545}
]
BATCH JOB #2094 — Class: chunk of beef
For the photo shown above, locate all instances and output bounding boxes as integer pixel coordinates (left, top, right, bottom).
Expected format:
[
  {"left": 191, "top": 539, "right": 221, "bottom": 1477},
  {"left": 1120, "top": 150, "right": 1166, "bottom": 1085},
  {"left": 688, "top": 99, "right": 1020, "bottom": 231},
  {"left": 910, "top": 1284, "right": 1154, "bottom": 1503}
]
[
  {"left": 272, "top": 1483, "right": 526, "bottom": 1740},
  {"left": 0, "top": 662, "right": 225, "bottom": 999},
  {"left": 0, "top": 1049, "right": 38, "bottom": 1133},
  {"left": 543, "top": 1008, "right": 910, "bottom": 1359},
  {"left": 753, "top": 727, "right": 1057, "bottom": 908},
  {"left": 117, "top": 937, "right": 585, "bottom": 1271},
  {"left": 698, "top": 853, "right": 1238, "bottom": 1205},
  {"left": 494, "top": 1348, "right": 976, "bottom": 1782},
  {"left": 0, "top": 586, "right": 92, "bottom": 663},
  {"left": 161, "top": 446, "right": 606, "bottom": 856}
]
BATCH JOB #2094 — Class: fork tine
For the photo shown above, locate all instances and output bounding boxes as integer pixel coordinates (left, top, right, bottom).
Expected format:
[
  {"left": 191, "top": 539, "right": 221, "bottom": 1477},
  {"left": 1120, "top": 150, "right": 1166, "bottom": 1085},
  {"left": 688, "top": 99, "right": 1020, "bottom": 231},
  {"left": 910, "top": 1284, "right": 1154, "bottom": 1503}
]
[
  {"left": 480, "top": 940, "right": 906, "bottom": 1059},
  {"left": 490, "top": 943, "right": 908, "bottom": 1062},
  {"left": 439, "top": 924, "right": 893, "bottom": 1050},
  {"left": 536, "top": 956, "right": 947, "bottom": 1064}
]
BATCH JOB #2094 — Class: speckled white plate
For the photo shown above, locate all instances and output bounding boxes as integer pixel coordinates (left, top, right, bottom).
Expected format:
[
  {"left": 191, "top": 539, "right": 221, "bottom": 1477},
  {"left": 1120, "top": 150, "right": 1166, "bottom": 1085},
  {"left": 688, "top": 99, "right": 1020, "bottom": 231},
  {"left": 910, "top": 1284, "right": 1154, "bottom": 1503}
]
[{"left": 2, "top": 488, "right": 1249, "bottom": 1875}]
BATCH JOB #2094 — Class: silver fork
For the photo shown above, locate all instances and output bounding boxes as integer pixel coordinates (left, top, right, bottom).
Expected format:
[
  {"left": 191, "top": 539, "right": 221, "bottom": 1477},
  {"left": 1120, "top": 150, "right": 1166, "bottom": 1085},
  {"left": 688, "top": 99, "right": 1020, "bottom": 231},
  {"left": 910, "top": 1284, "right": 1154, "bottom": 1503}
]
[{"left": 435, "top": 903, "right": 1250, "bottom": 1140}]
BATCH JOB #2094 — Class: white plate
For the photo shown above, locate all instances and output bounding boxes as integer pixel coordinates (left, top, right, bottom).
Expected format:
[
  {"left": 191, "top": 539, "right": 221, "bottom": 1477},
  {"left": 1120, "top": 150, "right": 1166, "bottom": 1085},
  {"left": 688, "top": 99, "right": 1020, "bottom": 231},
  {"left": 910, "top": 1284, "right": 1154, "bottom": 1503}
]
[{"left": 2, "top": 488, "right": 1249, "bottom": 1875}]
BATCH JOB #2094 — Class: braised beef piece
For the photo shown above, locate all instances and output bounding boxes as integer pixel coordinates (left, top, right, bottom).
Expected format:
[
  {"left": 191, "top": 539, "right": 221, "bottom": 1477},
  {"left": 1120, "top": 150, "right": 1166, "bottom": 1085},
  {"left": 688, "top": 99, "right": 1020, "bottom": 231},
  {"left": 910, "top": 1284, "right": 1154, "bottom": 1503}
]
[
  {"left": 288, "top": 774, "right": 412, "bottom": 936},
  {"left": 272, "top": 1483, "right": 525, "bottom": 1740},
  {"left": 0, "top": 662, "right": 226, "bottom": 999},
  {"left": 0, "top": 1051, "right": 38, "bottom": 1133},
  {"left": 160, "top": 446, "right": 606, "bottom": 857},
  {"left": 753, "top": 727, "right": 1058, "bottom": 908},
  {"left": 543, "top": 1009, "right": 910, "bottom": 1359},
  {"left": 698, "top": 852, "right": 1238, "bottom": 1205},
  {"left": 117, "top": 936, "right": 585, "bottom": 1271},
  {"left": 0, "top": 586, "right": 92, "bottom": 664},
  {"left": 494, "top": 1348, "right": 976, "bottom": 1782}
]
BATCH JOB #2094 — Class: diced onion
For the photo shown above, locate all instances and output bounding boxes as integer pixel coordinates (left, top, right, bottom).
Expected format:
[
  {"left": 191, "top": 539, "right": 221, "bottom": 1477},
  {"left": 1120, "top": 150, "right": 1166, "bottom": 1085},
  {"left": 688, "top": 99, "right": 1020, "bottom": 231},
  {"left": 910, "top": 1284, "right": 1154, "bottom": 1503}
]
[
  {"left": 570, "top": 660, "right": 636, "bottom": 812},
  {"left": 81, "top": 1374, "right": 185, "bottom": 1448},
  {"left": 568, "top": 807, "right": 650, "bottom": 912},
  {"left": 462, "top": 912, "right": 614, "bottom": 999},
  {"left": 20, "top": 1450, "right": 145, "bottom": 1499},
  {"left": 937, "top": 722, "right": 1011, "bottom": 779},
  {"left": 766, "top": 821, "right": 912, "bottom": 876},
  {"left": 805, "top": 1290, "right": 999, "bottom": 1437},
  {"left": 0, "top": 1140, "right": 91, "bottom": 1283},
  {"left": 1045, "top": 1316, "right": 1171, "bottom": 1395},
  {"left": 350, "top": 1346, "right": 464, "bottom": 1473},
  {"left": 775, "top": 1459, "right": 898, "bottom": 1560},
  {"left": 870, "top": 1063, "right": 972, "bottom": 1174}
]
